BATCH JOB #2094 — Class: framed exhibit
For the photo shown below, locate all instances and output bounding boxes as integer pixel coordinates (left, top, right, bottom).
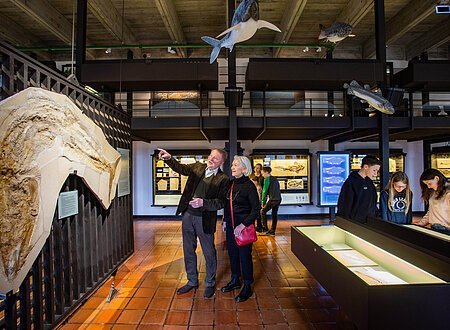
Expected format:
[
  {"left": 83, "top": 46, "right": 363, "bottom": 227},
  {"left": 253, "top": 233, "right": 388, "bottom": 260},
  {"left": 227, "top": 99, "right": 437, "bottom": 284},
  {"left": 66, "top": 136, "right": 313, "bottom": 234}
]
[
  {"left": 429, "top": 146, "right": 450, "bottom": 179},
  {"left": 347, "top": 149, "right": 406, "bottom": 191},
  {"left": 317, "top": 151, "right": 350, "bottom": 207},
  {"left": 291, "top": 217, "right": 450, "bottom": 330},
  {"left": 251, "top": 149, "right": 311, "bottom": 205},
  {"left": 152, "top": 149, "right": 210, "bottom": 206}
]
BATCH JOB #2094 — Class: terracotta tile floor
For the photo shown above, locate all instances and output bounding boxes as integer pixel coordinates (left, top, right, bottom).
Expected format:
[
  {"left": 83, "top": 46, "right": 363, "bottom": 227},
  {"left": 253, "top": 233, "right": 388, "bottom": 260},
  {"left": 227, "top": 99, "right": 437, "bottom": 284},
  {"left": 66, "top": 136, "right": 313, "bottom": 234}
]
[{"left": 61, "top": 219, "right": 355, "bottom": 329}]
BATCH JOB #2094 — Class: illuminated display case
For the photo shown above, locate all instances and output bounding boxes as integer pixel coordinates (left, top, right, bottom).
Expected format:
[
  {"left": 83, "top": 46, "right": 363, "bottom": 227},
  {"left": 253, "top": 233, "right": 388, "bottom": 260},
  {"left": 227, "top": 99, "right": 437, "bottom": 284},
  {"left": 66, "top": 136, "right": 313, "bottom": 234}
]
[
  {"left": 251, "top": 149, "right": 311, "bottom": 205},
  {"left": 291, "top": 217, "right": 450, "bottom": 330},
  {"left": 152, "top": 150, "right": 210, "bottom": 206},
  {"left": 317, "top": 152, "right": 350, "bottom": 207},
  {"left": 429, "top": 146, "right": 450, "bottom": 179},
  {"left": 348, "top": 149, "right": 406, "bottom": 191}
]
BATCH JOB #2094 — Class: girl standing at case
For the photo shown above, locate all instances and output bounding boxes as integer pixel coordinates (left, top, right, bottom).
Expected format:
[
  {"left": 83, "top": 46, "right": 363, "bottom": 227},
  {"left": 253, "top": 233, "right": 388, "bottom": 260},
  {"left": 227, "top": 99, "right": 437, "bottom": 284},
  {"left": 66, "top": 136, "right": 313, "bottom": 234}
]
[{"left": 380, "top": 172, "right": 412, "bottom": 224}]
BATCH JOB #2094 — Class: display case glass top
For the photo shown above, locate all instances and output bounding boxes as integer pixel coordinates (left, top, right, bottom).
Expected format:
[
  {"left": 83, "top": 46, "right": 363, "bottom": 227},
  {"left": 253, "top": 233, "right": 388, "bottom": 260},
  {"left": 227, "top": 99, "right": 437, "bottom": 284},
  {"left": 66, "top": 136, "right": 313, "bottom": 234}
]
[
  {"left": 152, "top": 150, "right": 210, "bottom": 206},
  {"left": 294, "top": 225, "right": 446, "bottom": 286},
  {"left": 251, "top": 149, "right": 310, "bottom": 205}
]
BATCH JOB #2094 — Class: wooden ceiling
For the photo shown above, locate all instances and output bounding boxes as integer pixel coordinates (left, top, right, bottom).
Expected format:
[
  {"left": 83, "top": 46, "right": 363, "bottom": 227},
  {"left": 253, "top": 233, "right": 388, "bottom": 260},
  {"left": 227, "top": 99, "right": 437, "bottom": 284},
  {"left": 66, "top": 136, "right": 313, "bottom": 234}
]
[{"left": 0, "top": 0, "right": 449, "bottom": 62}]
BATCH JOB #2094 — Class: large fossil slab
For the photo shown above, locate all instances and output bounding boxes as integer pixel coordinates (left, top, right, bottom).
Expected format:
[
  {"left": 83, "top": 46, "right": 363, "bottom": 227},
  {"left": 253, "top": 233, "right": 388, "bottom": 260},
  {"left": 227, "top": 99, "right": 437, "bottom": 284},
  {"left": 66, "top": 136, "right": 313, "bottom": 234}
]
[{"left": 0, "top": 88, "right": 121, "bottom": 293}]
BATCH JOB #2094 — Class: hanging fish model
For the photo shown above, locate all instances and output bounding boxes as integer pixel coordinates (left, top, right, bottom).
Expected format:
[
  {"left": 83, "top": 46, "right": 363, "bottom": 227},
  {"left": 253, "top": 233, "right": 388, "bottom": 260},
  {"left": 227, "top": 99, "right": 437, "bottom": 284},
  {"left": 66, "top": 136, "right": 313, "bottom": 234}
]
[
  {"left": 318, "top": 22, "right": 355, "bottom": 43},
  {"left": 201, "top": 0, "right": 281, "bottom": 64},
  {"left": 344, "top": 80, "right": 395, "bottom": 115}
]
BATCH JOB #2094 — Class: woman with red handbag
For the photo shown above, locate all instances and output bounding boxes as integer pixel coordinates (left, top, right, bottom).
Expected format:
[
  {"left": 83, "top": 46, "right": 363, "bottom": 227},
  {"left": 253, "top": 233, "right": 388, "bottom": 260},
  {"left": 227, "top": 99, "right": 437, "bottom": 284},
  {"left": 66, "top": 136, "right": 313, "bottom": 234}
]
[{"left": 221, "top": 156, "right": 260, "bottom": 302}]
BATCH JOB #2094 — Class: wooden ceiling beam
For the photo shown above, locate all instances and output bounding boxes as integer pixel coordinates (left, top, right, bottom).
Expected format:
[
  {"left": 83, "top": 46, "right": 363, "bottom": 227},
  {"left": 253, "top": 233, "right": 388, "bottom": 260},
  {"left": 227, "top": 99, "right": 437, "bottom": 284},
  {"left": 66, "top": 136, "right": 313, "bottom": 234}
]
[
  {"left": 363, "top": 0, "right": 436, "bottom": 58},
  {"left": 154, "top": 0, "right": 187, "bottom": 58},
  {"left": 273, "top": 0, "right": 308, "bottom": 58},
  {"left": 9, "top": 0, "right": 96, "bottom": 59},
  {"left": 336, "top": 0, "right": 373, "bottom": 27},
  {"left": 88, "top": 0, "right": 142, "bottom": 57},
  {"left": 406, "top": 17, "right": 450, "bottom": 59}
]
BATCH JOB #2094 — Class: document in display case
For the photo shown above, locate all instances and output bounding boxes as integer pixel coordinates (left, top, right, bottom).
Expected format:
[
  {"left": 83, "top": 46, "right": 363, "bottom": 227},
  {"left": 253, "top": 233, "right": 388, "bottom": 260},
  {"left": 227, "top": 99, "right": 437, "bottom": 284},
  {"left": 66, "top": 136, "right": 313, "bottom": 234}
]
[
  {"left": 317, "top": 152, "right": 350, "bottom": 207},
  {"left": 348, "top": 149, "right": 405, "bottom": 191},
  {"left": 152, "top": 150, "right": 210, "bottom": 206},
  {"left": 291, "top": 217, "right": 450, "bottom": 330},
  {"left": 251, "top": 149, "right": 311, "bottom": 205},
  {"left": 429, "top": 146, "right": 450, "bottom": 179}
]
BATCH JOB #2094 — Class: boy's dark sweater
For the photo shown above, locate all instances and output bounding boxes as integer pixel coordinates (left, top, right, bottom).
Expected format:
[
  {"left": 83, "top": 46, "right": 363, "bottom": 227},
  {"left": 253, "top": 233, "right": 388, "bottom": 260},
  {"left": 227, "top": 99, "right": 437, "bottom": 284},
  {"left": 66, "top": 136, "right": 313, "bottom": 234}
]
[{"left": 337, "top": 171, "right": 377, "bottom": 223}]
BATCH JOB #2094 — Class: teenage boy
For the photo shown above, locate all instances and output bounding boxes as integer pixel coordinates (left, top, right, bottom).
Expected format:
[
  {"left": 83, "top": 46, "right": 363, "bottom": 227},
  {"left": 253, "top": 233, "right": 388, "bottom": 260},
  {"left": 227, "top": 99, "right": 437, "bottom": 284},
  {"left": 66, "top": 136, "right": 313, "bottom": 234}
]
[
  {"left": 337, "top": 155, "right": 381, "bottom": 223},
  {"left": 260, "top": 166, "right": 282, "bottom": 236}
]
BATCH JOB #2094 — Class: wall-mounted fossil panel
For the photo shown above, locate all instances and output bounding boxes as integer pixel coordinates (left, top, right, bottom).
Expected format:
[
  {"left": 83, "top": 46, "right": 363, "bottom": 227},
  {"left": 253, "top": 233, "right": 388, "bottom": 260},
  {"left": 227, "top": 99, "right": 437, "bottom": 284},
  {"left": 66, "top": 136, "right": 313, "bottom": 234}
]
[{"left": 0, "top": 88, "right": 121, "bottom": 293}]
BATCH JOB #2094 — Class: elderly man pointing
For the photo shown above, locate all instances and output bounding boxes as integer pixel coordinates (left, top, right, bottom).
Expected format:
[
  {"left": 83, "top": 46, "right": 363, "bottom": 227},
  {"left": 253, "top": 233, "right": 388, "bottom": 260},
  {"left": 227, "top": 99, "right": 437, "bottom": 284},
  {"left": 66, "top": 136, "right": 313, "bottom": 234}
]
[{"left": 158, "top": 148, "right": 229, "bottom": 298}]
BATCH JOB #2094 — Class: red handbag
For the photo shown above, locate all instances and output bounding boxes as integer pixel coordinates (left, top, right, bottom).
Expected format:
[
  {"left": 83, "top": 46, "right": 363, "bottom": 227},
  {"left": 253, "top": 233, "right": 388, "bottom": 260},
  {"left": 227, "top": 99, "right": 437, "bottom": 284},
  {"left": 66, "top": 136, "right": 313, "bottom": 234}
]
[{"left": 230, "top": 182, "right": 257, "bottom": 246}]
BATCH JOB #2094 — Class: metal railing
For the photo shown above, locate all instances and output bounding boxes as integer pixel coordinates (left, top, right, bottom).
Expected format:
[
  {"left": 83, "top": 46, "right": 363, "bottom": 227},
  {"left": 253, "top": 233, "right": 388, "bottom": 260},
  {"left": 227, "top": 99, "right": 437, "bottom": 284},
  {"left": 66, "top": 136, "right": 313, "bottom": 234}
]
[{"left": 0, "top": 41, "right": 134, "bottom": 330}]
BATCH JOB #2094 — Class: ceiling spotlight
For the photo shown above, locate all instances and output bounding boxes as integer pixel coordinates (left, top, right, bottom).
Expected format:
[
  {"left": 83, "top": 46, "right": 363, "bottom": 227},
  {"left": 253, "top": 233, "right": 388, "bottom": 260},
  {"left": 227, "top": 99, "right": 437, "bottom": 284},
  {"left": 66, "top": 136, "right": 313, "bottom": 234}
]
[
  {"left": 316, "top": 47, "right": 322, "bottom": 52},
  {"left": 303, "top": 47, "right": 309, "bottom": 53},
  {"left": 105, "top": 48, "right": 112, "bottom": 54},
  {"left": 167, "top": 47, "right": 176, "bottom": 54}
]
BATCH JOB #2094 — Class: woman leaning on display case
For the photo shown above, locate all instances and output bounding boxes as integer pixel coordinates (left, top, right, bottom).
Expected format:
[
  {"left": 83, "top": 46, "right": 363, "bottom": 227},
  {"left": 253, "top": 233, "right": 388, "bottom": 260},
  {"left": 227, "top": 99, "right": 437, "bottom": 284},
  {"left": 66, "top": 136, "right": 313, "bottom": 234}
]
[{"left": 414, "top": 169, "right": 450, "bottom": 235}]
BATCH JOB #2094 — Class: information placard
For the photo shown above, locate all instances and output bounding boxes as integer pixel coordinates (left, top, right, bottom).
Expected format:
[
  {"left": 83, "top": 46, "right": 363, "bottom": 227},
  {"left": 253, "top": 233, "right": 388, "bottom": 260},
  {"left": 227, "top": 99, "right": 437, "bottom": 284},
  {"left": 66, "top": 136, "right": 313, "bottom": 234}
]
[
  {"left": 58, "top": 190, "right": 79, "bottom": 219},
  {"left": 117, "top": 148, "right": 131, "bottom": 197},
  {"left": 318, "top": 152, "right": 350, "bottom": 207}
]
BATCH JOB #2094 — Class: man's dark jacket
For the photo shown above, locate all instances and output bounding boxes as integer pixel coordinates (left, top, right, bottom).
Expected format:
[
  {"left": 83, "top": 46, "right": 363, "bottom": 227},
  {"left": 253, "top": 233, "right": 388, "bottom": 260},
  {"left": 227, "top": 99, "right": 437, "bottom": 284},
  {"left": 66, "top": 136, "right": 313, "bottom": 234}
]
[{"left": 165, "top": 157, "right": 229, "bottom": 234}]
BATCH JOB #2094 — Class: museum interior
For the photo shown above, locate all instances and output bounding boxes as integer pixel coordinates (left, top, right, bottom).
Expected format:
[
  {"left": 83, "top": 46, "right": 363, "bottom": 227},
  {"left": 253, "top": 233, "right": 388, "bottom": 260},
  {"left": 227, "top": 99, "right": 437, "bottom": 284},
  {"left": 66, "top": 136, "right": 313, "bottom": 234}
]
[{"left": 1, "top": 0, "right": 450, "bottom": 329}]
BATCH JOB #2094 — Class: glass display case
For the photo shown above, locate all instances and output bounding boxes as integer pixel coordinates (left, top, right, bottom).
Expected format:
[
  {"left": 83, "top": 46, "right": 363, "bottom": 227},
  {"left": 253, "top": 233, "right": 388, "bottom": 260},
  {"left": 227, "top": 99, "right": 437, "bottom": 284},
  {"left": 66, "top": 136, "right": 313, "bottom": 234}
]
[
  {"left": 251, "top": 149, "right": 311, "bottom": 205},
  {"left": 291, "top": 217, "right": 450, "bottom": 330},
  {"left": 429, "top": 146, "right": 450, "bottom": 179},
  {"left": 152, "top": 150, "right": 210, "bottom": 206},
  {"left": 317, "top": 152, "right": 350, "bottom": 207},
  {"left": 348, "top": 149, "right": 405, "bottom": 191}
]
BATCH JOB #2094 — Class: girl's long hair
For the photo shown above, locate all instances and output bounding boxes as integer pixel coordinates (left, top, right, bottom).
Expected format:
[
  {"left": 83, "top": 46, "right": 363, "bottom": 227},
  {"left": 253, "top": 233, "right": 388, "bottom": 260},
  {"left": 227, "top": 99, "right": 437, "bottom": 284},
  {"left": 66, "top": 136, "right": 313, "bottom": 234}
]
[
  {"left": 385, "top": 172, "right": 411, "bottom": 214},
  {"left": 420, "top": 169, "right": 448, "bottom": 203}
]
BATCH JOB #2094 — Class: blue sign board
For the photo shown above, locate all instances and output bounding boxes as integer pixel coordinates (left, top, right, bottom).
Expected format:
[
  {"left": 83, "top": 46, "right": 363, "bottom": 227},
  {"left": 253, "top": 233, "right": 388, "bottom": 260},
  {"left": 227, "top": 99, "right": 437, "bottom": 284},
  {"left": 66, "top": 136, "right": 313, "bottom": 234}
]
[{"left": 318, "top": 152, "right": 350, "bottom": 207}]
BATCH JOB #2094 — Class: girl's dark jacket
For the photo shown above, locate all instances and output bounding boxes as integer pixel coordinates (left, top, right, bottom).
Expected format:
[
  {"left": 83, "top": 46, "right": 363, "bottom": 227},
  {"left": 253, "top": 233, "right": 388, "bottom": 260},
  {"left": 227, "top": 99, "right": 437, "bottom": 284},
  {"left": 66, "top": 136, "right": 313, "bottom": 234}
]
[{"left": 223, "top": 176, "right": 260, "bottom": 228}]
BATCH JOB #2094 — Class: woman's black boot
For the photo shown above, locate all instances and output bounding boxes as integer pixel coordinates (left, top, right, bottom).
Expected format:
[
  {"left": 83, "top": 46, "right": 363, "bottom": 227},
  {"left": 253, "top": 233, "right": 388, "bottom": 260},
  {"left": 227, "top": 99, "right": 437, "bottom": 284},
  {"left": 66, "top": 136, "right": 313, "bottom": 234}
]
[
  {"left": 221, "top": 278, "right": 241, "bottom": 292},
  {"left": 235, "top": 284, "right": 252, "bottom": 302}
]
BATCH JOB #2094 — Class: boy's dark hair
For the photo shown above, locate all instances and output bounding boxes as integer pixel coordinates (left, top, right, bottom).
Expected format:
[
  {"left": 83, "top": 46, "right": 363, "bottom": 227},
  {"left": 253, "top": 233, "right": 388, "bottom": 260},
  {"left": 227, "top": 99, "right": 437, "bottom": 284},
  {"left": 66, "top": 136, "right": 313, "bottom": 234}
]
[
  {"left": 262, "top": 166, "right": 272, "bottom": 173},
  {"left": 361, "top": 155, "right": 380, "bottom": 167}
]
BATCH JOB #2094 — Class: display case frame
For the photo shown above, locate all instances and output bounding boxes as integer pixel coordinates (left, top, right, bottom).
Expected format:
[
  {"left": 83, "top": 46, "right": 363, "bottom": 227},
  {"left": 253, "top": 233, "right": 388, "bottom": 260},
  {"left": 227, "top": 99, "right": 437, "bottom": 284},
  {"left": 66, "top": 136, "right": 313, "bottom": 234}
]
[
  {"left": 250, "top": 149, "right": 311, "bottom": 205},
  {"left": 152, "top": 149, "right": 210, "bottom": 206},
  {"left": 291, "top": 216, "right": 450, "bottom": 330},
  {"left": 428, "top": 146, "right": 450, "bottom": 179},
  {"left": 316, "top": 151, "right": 350, "bottom": 207},
  {"left": 347, "top": 149, "right": 406, "bottom": 191}
]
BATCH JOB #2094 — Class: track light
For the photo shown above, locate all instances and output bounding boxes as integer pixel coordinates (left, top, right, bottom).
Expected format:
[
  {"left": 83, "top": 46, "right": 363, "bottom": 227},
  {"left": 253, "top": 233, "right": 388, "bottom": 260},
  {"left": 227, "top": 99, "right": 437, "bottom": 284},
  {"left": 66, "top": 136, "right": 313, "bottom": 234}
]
[
  {"left": 167, "top": 47, "right": 176, "bottom": 54},
  {"left": 105, "top": 48, "right": 112, "bottom": 54},
  {"left": 316, "top": 47, "right": 322, "bottom": 52},
  {"left": 303, "top": 47, "right": 309, "bottom": 52}
]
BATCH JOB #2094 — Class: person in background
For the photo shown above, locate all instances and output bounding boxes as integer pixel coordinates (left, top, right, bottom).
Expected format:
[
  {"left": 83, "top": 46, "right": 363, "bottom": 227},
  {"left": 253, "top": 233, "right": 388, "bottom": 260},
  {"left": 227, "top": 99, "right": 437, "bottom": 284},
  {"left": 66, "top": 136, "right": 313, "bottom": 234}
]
[
  {"left": 260, "top": 166, "right": 282, "bottom": 236},
  {"left": 158, "top": 148, "right": 229, "bottom": 298},
  {"left": 250, "top": 163, "right": 264, "bottom": 232},
  {"left": 414, "top": 169, "right": 450, "bottom": 235},
  {"left": 221, "top": 156, "right": 260, "bottom": 302},
  {"left": 337, "top": 155, "right": 380, "bottom": 223},
  {"left": 380, "top": 171, "right": 412, "bottom": 224}
]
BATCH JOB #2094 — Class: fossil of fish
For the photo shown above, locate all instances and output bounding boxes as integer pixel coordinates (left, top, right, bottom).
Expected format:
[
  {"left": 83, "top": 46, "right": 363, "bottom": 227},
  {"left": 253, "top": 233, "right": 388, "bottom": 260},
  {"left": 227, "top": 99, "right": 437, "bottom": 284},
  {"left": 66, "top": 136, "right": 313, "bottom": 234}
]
[
  {"left": 323, "top": 167, "right": 346, "bottom": 175},
  {"left": 323, "top": 176, "right": 345, "bottom": 184},
  {"left": 323, "top": 186, "right": 342, "bottom": 194},
  {"left": 344, "top": 80, "right": 395, "bottom": 115},
  {"left": 274, "top": 162, "right": 305, "bottom": 174},
  {"left": 0, "top": 87, "right": 121, "bottom": 293},
  {"left": 201, "top": 0, "right": 281, "bottom": 64},
  {"left": 318, "top": 22, "right": 355, "bottom": 43},
  {"left": 323, "top": 157, "right": 345, "bottom": 165}
]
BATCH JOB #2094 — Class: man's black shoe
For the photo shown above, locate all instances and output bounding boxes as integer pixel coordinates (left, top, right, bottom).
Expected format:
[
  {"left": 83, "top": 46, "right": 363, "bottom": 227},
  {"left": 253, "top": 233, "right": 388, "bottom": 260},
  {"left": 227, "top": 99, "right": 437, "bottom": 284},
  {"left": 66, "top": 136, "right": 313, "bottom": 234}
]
[
  {"left": 204, "top": 286, "right": 215, "bottom": 299},
  {"left": 235, "top": 284, "right": 252, "bottom": 302},
  {"left": 221, "top": 279, "right": 241, "bottom": 292},
  {"left": 255, "top": 226, "right": 263, "bottom": 233},
  {"left": 176, "top": 284, "right": 198, "bottom": 295}
]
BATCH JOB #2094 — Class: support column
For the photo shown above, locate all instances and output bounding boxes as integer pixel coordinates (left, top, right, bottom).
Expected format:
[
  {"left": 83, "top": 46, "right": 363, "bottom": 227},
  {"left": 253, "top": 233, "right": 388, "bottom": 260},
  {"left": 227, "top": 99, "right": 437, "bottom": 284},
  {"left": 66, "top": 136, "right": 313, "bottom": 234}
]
[
  {"left": 75, "top": 0, "right": 87, "bottom": 82},
  {"left": 326, "top": 50, "right": 334, "bottom": 117},
  {"left": 126, "top": 50, "right": 133, "bottom": 116}
]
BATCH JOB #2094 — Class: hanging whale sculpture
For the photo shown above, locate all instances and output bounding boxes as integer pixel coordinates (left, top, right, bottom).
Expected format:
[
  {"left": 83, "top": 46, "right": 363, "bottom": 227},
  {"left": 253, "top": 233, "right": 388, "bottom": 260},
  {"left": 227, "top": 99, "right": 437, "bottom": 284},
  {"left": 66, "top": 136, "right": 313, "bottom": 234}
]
[{"left": 202, "top": 0, "right": 281, "bottom": 64}]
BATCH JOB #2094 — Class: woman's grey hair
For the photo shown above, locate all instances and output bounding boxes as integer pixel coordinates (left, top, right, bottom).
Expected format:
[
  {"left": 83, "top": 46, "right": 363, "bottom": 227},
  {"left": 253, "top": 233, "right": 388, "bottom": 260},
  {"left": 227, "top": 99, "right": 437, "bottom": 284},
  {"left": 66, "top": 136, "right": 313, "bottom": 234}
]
[{"left": 234, "top": 155, "right": 252, "bottom": 177}]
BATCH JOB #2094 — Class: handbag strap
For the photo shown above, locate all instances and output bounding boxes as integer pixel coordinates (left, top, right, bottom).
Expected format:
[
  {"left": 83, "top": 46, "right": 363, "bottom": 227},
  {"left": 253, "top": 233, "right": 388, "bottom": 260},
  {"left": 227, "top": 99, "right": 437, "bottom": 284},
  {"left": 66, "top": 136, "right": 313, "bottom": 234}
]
[{"left": 230, "top": 181, "right": 235, "bottom": 228}]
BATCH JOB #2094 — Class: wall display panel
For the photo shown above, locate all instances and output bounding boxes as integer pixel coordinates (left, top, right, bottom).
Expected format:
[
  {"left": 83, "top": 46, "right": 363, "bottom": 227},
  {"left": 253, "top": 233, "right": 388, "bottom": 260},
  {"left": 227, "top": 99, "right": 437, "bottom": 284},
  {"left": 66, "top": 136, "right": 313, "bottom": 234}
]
[
  {"left": 152, "top": 150, "right": 210, "bottom": 206},
  {"left": 317, "top": 152, "right": 350, "bottom": 207},
  {"left": 429, "top": 146, "right": 450, "bottom": 179},
  {"left": 348, "top": 149, "right": 405, "bottom": 191},
  {"left": 251, "top": 149, "right": 311, "bottom": 205},
  {"left": 291, "top": 219, "right": 450, "bottom": 330}
]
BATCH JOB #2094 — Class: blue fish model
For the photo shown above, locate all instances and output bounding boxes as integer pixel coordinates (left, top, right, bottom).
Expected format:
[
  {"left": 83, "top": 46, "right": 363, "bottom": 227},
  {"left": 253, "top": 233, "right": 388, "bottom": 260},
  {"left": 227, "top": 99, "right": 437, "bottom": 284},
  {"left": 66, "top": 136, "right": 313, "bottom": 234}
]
[{"left": 202, "top": 0, "right": 281, "bottom": 64}]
